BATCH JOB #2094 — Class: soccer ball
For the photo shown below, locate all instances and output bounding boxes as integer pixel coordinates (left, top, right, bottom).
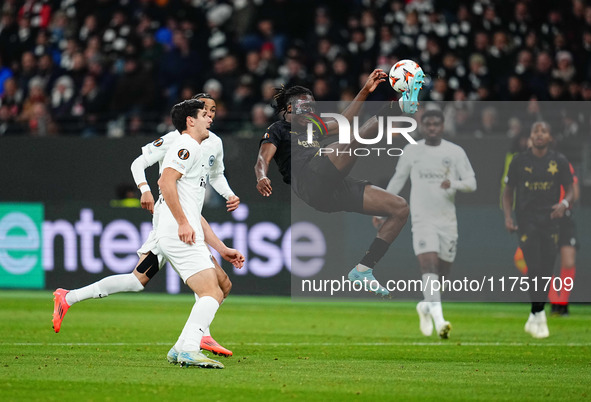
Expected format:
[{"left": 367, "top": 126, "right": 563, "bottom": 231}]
[{"left": 389, "top": 60, "right": 423, "bottom": 93}]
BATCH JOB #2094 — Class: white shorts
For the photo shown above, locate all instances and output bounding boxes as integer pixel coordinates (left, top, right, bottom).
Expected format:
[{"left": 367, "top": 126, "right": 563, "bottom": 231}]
[
  {"left": 412, "top": 222, "right": 458, "bottom": 263},
  {"left": 136, "top": 202, "right": 167, "bottom": 269},
  {"left": 155, "top": 236, "right": 215, "bottom": 283},
  {"left": 137, "top": 230, "right": 168, "bottom": 269}
]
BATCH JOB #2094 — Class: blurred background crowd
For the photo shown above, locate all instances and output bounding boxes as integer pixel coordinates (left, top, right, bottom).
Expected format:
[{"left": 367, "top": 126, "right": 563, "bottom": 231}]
[{"left": 1, "top": 0, "right": 591, "bottom": 144}]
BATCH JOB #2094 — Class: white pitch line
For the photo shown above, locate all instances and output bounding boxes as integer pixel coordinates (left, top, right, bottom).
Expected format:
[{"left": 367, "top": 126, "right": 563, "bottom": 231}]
[{"left": 5, "top": 341, "right": 591, "bottom": 347}]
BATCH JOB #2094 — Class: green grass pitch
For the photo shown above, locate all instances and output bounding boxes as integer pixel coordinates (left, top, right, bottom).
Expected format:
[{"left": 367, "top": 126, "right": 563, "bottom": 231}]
[{"left": 1, "top": 290, "right": 590, "bottom": 401}]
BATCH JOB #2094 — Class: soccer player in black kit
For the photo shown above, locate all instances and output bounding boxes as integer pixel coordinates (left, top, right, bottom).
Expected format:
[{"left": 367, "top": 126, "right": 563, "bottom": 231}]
[
  {"left": 254, "top": 68, "right": 423, "bottom": 297},
  {"left": 502, "top": 121, "right": 574, "bottom": 338}
]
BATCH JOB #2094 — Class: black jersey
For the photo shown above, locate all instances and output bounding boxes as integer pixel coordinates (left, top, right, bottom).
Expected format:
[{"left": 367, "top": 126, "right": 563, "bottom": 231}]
[
  {"left": 506, "top": 149, "right": 573, "bottom": 225},
  {"left": 259, "top": 120, "right": 322, "bottom": 184}
]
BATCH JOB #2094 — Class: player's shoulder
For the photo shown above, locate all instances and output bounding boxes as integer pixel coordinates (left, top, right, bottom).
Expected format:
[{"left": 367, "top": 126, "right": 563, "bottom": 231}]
[
  {"left": 403, "top": 139, "right": 423, "bottom": 152},
  {"left": 549, "top": 149, "right": 569, "bottom": 163},
  {"left": 441, "top": 139, "right": 465, "bottom": 153},
  {"left": 150, "top": 130, "right": 180, "bottom": 147},
  {"left": 267, "top": 120, "right": 289, "bottom": 134}
]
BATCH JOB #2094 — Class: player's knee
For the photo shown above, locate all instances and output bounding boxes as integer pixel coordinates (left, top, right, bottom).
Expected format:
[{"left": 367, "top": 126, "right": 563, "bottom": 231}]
[
  {"left": 221, "top": 278, "right": 232, "bottom": 299},
  {"left": 386, "top": 195, "right": 409, "bottom": 221}
]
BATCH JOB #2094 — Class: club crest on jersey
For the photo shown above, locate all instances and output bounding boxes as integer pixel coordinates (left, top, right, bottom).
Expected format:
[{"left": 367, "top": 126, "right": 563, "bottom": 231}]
[
  {"left": 178, "top": 149, "right": 190, "bottom": 160},
  {"left": 209, "top": 155, "right": 215, "bottom": 166},
  {"left": 153, "top": 138, "right": 163, "bottom": 147},
  {"left": 547, "top": 160, "right": 558, "bottom": 175},
  {"left": 442, "top": 157, "right": 451, "bottom": 167}
]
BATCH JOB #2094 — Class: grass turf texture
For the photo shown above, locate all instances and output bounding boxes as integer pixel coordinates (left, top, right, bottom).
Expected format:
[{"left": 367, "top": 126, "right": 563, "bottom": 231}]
[{"left": 1, "top": 291, "right": 590, "bottom": 401}]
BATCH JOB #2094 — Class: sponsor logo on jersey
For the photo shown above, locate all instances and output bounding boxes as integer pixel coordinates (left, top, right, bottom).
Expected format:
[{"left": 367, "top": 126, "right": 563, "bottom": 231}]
[
  {"left": 153, "top": 138, "right": 164, "bottom": 147},
  {"left": 178, "top": 149, "right": 190, "bottom": 160},
  {"left": 263, "top": 132, "right": 269, "bottom": 139},
  {"left": 209, "top": 155, "right": 215, "bottom": 166}
]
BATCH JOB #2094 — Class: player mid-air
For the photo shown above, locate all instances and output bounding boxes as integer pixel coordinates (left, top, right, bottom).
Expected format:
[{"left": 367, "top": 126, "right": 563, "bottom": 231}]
[{"left": 255, "top": 64, "right": 424, "bottom": 297}]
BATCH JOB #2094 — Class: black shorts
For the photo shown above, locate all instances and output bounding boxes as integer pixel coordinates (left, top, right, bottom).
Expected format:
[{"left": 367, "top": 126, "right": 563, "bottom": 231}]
[
  {"left": 558, "top": 213, "right": 579, "bottom": 249},
  {"left": 292, "top": 156, "right": 369, "bottom": 213}
]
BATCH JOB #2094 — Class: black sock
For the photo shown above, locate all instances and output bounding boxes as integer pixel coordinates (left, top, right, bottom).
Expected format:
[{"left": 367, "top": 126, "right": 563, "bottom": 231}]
[
  {"left": 359, "top": 238, "right": 390, "bottom": 268},
  {"left": 531, "top": 302, "right": 545, "bottom": 314}
]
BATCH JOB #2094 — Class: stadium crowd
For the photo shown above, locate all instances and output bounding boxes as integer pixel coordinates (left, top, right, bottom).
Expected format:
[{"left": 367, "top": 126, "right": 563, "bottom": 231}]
[{"left": 0, "top": 0, "right": 590, "bottom": 140}]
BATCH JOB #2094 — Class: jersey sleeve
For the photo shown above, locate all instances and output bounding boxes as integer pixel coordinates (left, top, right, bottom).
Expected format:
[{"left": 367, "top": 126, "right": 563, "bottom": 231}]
[
  {"left": 208, "top": 139, "right": 235, "bottom": 199},
  {"left": 259, "top": 123, "right": 285, "bottom": 149},
  {"left": 142, "top": 133, "right": 176, "bottom": 165},
  {"left": 449, "top": 147, "right": 477, "bottom": 192},
  {"left": 162, "top": 139, "right": 199, "bottom": 176}
]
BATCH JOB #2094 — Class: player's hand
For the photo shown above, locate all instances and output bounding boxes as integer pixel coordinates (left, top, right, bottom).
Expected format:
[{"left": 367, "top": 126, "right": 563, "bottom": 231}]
[
  {"left": 440, "top": 179, "right": 451, "bottom": 189},
  {"left": 505, "top": 217, "right": 518, "bottom": 233},
  {"left": 221, "top": 247, "right": 245, "bottom": 269},
  {"left": 140, "top": 191, "right": 155, "bottom": 214},
  {"left": 226, "top": 195, "right": 240, "bottom": 212},
  {"left": 550, "top": 202, "right": 567, "bottom": 219},
  {"left": 178, "top": 222, "right": 196, "bottom": 244},
  {"left": 257, "top": 177, "right": 272, "bottom": 197},
  {"left": 364, "top": 69, "right": 388, "bottom": 93}
]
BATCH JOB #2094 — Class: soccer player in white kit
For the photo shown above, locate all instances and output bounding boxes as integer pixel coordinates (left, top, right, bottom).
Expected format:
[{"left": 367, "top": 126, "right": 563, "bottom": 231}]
[
  {"left": 385, "top": 109, "right": 476, "bottom": 339},
  {"left": 154, "top": 98, "right": 226, "bottom": 368},
  {"left": 52, "top": 94, "right": 242, "bottom": 360},
  {"left": 130, "top": 93, "right": 240, "bottom": 358}
]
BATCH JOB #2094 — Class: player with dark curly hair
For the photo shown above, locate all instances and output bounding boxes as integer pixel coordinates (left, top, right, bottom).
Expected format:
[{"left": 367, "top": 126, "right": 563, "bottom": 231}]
[{"left": 255, "top": 69, "right": 423, "bottom": 296}]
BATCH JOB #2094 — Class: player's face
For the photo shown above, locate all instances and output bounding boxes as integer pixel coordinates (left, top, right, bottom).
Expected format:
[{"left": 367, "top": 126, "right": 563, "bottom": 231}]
[
  {"left": 199, "top": 98, "right": 216, "bottom": 127},
  {"left": 190, "top": 108, "right": 213, "bottom": 135},
  {"left": 290, "top": 94, "right": 316, "bottom": 127},
  {"left": 530, "top": 123, "right": 551, "bottom": 149},
  {"left": 422, "top": 116, "right": 444, "bottom": 141}
]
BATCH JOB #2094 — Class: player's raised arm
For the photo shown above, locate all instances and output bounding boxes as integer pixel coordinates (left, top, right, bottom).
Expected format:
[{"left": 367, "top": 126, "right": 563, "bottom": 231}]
[
  {"left": 255, "top": 142, "right": 277, "bottom": 197},
  {"left": 158, "top": 167, "right": 195, "bottom": 244},
  {"left": 325, "top": 69, "right": 388, "bottom": 135}
]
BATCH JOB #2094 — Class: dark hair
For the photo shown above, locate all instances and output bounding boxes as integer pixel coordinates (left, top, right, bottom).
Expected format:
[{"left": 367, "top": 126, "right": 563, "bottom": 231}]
[
  {"left": 171, "top": 99, "right": 205, "bottom": 132},
  {"left": 531, "top": 121, "right": 551, "bottom": 134},
  {"left": 192, "top": 92, "right": 214, "bottom": 101},
  {"left": 272, "top": 85, "right": 313, "bottom": 117},
  {"left": 421, "top": 109, "right": 444, "bottom": 123}
]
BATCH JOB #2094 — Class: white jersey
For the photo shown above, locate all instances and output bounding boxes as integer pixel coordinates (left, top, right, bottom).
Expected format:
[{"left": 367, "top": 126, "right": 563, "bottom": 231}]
[
  {"left": 156, "top": 134, "right": 208, "bottom": 240},
  {"left": 139, "top": 129, "right": 234, "bottom": 199},
  {"left": 386, "top": 139, "right": 476, "bottom": 225}
]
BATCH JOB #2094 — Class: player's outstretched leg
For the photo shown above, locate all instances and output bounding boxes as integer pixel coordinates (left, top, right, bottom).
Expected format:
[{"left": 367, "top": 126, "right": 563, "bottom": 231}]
[
  {"left": 52, "top": 288, "right": 70, "bottom": 333},
  {"left": 348, "top": 186, "right": 409, "bottom": 298},
  {"left": 399, "top": 69, "right": 425, "bottom": 114}
]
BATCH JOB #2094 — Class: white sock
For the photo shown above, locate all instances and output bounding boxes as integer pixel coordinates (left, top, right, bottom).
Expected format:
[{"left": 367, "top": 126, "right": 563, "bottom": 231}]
[
  {"left": 175, "top": 296, "right": 219, "bottom": 352},
  {"left": 356, "top": 264, "right": 371, "bottom": 272},
  {"left": 193, "top": 293, "right": 213, "bottom": 337},
  {"left": 422, "top": 273, "right": 445, "bottom": 327},
  {"left": 65, "top": 273, "right": 144, "bottom": 306}
]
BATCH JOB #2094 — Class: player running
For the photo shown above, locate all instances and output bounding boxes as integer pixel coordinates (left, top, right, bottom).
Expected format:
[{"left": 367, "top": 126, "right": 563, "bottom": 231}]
[
  {"left": 503, "top": 121, "right": 574, "bottom": 338},
  {"left": 53, "top": 93, "right": 241, "bottom": 359},
  {"left": 384, "top": 109, "right": 476, "bottom": 339},
  {"left": 154, "top": 98, "right": 227, "bottom": 368},
  {"left": 255, "top": 69, "right": 423, "bottom": 296}
]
